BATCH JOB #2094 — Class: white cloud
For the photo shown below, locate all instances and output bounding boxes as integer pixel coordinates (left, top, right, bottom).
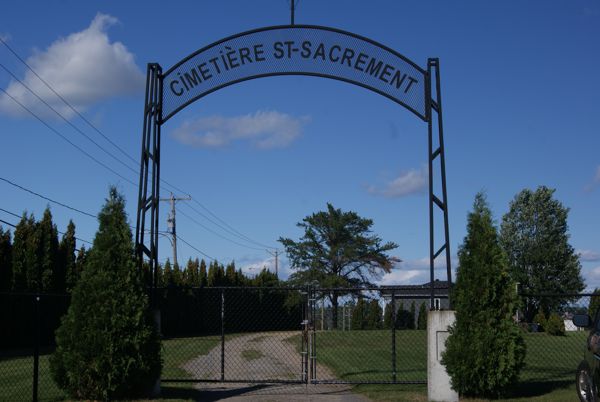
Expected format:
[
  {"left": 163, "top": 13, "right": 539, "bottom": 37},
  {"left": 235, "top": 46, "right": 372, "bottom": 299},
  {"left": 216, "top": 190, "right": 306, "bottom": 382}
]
[
  {"left": 368, "top": 166, "right": 427, "bottom": 198},
  {"left": 379, "top": 270, "right": 425, "bottom": 285},
  {"left": 170, "top": 110, "right": 309, "bottom": 149},
  {"left": 239, "top": 255, "right": 292, "bottom": 277},
  {"left": 584, "top": 166, "right": 600, "bottom": 192},
  {"left": 377, "top": 256, "right": 458, "bottom": 286},
  {"left": 590, "top": 266, "right": 600, "bottom": 278},
  {"left": 578, "top": 249, "right": 600, "bottom": 262},
  {"left": 0, "top": 13, "right": 144, "bottom": 118},
  {"left": 0, "top": 33, "right": 11, "bottom": 42}
]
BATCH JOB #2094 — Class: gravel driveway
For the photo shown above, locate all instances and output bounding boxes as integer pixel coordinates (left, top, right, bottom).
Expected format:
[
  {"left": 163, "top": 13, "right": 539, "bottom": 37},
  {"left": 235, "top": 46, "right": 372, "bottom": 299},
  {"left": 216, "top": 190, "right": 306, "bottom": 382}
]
[{"left": 180, "top": 331, "right": 369, "bottom": 401}]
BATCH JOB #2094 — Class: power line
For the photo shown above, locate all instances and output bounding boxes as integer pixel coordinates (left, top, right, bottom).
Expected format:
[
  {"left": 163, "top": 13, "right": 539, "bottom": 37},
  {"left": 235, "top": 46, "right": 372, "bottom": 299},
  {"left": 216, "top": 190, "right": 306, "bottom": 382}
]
[
  {"left": 0, "top": 207, "right": 93, "bottom": 245},
  {"left": 177, "top": 235, "right": 218, "bottom": 262},
  {"left": 183, "top": 203, "right": 275, "bottom": 250},
  {"left": 0, "top": 62, "right": 139, "bottom": 176},
  {"left": 0, "top": 176, "right": 96, "bottom": 218},
  {"left": 0, "top": 36, "right": 139, "bottom": 166},
  {"left": 0, "top": 88, "right": 137, "bottom": 186},
  {"left": 177, "top": 207, "right": 266, "bottom": 251},
  {"left": 1, "top": 38, "right": 276, "bottom": 252},
  {"left": 0, "top": 208, "right": 20, "bottom": 219},
  {"left": 0, "top": 218, "right": 16, "bottom": 228},
  {"left": 193, "top": 198, "right": 276, "bottom": 249}
]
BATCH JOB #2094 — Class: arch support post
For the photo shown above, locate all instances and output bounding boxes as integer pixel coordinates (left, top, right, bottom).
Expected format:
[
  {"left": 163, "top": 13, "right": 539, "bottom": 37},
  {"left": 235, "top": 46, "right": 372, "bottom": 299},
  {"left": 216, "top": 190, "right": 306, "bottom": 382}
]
[
  {"left": 135, "top": 63, "right": 163, "bottom": 308},
  {"left": 426, "top": 58, "right": 452, "bottom": 309}
]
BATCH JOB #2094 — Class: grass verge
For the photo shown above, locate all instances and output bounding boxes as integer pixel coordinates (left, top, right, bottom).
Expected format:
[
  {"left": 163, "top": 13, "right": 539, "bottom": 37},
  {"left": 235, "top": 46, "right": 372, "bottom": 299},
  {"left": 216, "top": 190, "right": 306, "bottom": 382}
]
[{"left": 310, "top": 330, "right": 587, "bottom": 401}]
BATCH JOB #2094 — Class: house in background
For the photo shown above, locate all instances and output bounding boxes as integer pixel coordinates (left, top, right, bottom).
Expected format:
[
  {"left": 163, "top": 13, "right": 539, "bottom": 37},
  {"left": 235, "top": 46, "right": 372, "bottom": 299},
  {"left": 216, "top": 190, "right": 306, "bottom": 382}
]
[{"left": 381, "top": 279, "right": 452, "bottom": 325}]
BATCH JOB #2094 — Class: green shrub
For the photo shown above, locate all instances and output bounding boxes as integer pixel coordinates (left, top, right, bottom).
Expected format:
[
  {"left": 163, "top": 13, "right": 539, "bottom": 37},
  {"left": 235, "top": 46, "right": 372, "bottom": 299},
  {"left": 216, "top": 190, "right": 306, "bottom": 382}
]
[
  {"left": 383, "top": 302, "right": 393, "bottom": 329},
  {"left": 533, "top": 310, "right": 547, "bottom": 332},
  {"left": 545, "top": 313, "right": 565, "bottom": 336},
  {"left": 417, "top": 302, "right": 427, "bottom": 330},
  {"left": 366, "top": 299, "right": 383, "bottom": 329},
  {"left": 351, "top": 298, "right": 367, "bottom": 330},
  {"left": 442, "top": 193, "right": 525, "bottom": 398},
  {"left": 589, "top": 289, "right": 600, "bottom": 319},
  {"left": 50, "top": 188, "right": 161, "bottom": 400}
]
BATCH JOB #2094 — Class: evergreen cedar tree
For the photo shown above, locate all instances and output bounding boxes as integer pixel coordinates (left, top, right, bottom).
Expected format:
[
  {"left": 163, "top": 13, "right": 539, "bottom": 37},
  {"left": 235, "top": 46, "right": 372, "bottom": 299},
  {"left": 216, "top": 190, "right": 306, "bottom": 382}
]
[
  {"left": 50, "top": 188, "right": 161, "bottom": 400},
  {"left": 442, "top": 193, "right": 525, "bottom": 398},
  {"left": 4, "top": 209, "right": 81, "bottom": 293},
  {"left": 0, "top": 227, "right": 11, "bottom": 291},
  {"left": 500, "top": 186, "right": 584, "bottom": 321},
  {"left": 280, "top": 203, "right": 398, "bottom": 329}
]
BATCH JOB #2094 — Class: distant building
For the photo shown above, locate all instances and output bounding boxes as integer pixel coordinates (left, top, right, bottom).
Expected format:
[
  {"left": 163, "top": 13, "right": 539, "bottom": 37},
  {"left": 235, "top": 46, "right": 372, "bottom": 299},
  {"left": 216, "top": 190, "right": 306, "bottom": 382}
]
[{"left": 381, "top": 279, "right": 452, "bottom": 325}]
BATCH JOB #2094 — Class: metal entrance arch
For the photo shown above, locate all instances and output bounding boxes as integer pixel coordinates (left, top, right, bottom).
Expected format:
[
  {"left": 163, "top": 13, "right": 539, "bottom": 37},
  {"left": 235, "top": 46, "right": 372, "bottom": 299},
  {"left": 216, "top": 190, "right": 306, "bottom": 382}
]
[{"left": 134, "top": 24, "right": 451, "bottom": 313}]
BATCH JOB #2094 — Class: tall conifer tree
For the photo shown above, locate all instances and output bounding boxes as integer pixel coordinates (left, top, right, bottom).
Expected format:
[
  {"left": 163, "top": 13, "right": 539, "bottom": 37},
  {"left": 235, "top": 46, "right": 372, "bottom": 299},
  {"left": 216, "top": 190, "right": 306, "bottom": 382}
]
[
  {"left": 38, "top": 208, "right": 59, "bottom": 292},
  {"left": 199, "top": 259, "right": 207, "bottom": 287},
  {"left": 442, "top": 193, "right": 525, "bottom": 398},
  {"left": 60, "top": 220, "right": 77, "bottom": 292},
  {"left": 50, "top": 187, "right": 161, "bottom": 399},
  {"left": 0, "top": 226, "right": 12, "bottom": 291},
  {"left": 11, "top": 213, "right": 35, "bottom": 291}
]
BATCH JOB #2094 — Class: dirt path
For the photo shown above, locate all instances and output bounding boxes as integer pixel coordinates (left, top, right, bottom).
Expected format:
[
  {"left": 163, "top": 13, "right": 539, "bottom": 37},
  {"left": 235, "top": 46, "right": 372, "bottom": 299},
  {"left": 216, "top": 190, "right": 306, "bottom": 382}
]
[{"left": 181, "top": 331, "right": 369, "bottom": 401}]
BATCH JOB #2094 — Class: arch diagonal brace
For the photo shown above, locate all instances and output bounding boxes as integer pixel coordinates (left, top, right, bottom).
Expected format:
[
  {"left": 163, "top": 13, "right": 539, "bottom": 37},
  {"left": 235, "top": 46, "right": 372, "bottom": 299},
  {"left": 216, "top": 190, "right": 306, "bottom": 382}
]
[{"left": 427, "top": 58, "right": 452, "bottom": 309}]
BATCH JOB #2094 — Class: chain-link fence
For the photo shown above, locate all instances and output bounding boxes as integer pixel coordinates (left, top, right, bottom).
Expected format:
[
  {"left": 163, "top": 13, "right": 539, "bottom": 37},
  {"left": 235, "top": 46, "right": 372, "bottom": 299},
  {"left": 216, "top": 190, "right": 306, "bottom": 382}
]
[
  {"left": 0, "top": 292, "right": 70, "bottom": 401},
  {"left": 515, "top": 292, "right": 594, "bottom": 395},
  {"left": 157, "top": 286, "right": 306, "bottom": 384},
  {"left": 308, "top": 287, "right": 434, "bottom": 384},
  {"left": 158, "top": 286, "right": 438, "bottom": 385},
  {"left": 2, "top": 287, "right": 596, "bottom": 400}
]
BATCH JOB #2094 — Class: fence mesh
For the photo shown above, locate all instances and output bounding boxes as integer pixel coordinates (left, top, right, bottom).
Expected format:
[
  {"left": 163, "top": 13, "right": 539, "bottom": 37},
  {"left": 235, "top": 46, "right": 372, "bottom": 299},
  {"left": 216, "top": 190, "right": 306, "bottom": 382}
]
[
  {"left": 0, "top": 293, "right": 69, "bottom": 401},
  {"left": 516, "top": 293, "right": 592, "bottom": 394},
  {"left": 1, "top": 288, "right": 598, "bottom": 400}
]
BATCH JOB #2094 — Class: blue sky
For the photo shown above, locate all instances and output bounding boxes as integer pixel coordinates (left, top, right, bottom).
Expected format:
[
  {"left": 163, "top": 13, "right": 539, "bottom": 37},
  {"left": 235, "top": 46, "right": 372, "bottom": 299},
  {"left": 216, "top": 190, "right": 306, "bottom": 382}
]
[{"left": 0, "top": 1, "right": 598, "bottom": 288}]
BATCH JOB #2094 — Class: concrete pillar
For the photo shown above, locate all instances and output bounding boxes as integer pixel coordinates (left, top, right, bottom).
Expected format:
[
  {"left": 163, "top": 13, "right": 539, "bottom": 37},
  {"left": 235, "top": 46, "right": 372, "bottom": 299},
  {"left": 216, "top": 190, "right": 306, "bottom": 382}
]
[{"left": 428, "top": 310, "right": 458, "bottom": 402}]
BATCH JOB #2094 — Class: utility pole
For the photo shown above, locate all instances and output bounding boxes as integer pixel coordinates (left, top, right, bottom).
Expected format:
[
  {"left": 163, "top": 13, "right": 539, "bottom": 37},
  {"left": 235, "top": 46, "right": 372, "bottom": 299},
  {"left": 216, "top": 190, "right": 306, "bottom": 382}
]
[
  {"left": 159, "top": 193, "right": 191, "bottom": 267},
  {"left": 266, "top": 249, "right": 280, "bottom": 278}
]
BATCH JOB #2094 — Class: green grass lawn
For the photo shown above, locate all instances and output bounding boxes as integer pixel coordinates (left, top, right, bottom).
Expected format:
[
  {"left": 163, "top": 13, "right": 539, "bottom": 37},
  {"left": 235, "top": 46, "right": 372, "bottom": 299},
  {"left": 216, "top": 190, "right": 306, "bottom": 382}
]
[
  {"left": 0, "top": 330, "right": 588, "bottom": 401},
  {"left": 0, "top": 353, "right": 65, "bottom": 402},
  {"left": 311, "top": 329, "right": 588, "bottom": 401},
  {"left": 0, "top": 335, "right": 222, "bottom": 401},
  {"left": 314, "top": 329, "right": 426, "bottom": 382}
]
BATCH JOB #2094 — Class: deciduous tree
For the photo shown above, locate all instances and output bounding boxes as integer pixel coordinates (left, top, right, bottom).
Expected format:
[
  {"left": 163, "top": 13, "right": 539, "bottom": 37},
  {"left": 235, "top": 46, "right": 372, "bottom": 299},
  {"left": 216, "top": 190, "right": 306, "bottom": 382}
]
[
  {"left": 500, "top": 186, "right": 584, "bottom": 321},
  {"left": 280, "top": 203, "right": 398, "bottom": 328}
]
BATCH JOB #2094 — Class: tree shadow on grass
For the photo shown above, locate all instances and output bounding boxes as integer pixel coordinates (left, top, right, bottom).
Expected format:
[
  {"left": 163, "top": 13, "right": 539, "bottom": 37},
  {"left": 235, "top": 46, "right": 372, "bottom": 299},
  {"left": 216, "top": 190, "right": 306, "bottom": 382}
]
[{"left": 506, "top": 380, "right": 574, "bottom": 399}]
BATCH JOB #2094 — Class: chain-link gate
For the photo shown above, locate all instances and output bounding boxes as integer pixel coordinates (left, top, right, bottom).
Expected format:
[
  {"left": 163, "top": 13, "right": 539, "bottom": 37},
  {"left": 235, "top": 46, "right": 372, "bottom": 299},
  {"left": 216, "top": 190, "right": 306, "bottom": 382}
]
[
  {"left": 159, "top": 286, "right": 434, "bottom": 386},
  {"left": 160, "top": 287, "right": 309, "bottom": 385}
]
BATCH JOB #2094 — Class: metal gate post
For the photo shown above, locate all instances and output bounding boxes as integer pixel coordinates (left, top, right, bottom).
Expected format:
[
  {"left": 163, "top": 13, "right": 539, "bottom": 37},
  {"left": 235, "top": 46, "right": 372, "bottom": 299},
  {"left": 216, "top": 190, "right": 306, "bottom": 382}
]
[
  {"left": 220, "top": 289, "right": 225, "bottom": 381},
  {"left": 303, "top": 286, "right": 309, "bottom": 383},
  {"left": 391, "top": 290, "right": 397, "bottom": 383},
  {"left": 135, "top": 63, "right": 163, "bottom": 306},
  {"left": 310, "top": 288, "right": 317, "bottom": 383},
  {"left": 426, "top": 58, "right": 452, "bottom": 309},
  {"left": 32, "top": 295, "right": 40, "bottom": 402}
]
